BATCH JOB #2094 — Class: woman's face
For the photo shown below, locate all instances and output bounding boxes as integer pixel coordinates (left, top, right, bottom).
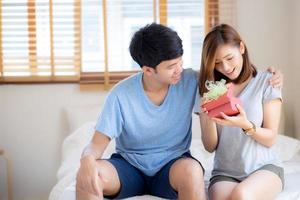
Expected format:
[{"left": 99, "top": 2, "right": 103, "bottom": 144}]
[{"left": 214, "top": 43, "right": 245, "bottom": 80}]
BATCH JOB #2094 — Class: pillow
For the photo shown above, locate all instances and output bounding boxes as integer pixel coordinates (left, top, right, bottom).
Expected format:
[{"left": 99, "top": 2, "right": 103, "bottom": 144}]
[
  {"left": 64, "top": 104, "right": 103, "bottom": 133},
  {"left": 57, "top": 121, "right": 116, "bottom": 180},
  {"left": 192, "top": 113, "right": 202, "bottom": 140},
  {"left": 275, "top": 134, "right": 300, "bottom": 161}
]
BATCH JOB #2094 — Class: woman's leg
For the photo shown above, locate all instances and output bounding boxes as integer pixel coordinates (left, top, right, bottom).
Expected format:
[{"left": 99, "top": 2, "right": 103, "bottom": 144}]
[
  {"left": 230, "top": 170, "right": 282, "bottom": 200},
  {"left": 209, "top": 181, "right": 238, "bottom": 200}
]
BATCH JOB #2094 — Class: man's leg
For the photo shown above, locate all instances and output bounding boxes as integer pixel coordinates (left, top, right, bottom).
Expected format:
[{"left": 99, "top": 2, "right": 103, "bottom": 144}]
[
  {"left": 76, "top": 153, "right": 146, "bottom": 200},
  {"left": 76, "top": 159, "right": 120, "bottom": 200},
  {"left": 149, "top": 153, "right": 206, "bottom": 200},
  {"left": 169, "top": 157, "right": 206, "bottom": 200}
]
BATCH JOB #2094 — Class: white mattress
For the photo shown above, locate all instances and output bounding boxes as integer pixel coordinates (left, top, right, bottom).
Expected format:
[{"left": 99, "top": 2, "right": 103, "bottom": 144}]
[{"left": 49, "top": 122, "right": 300, "bottom": 200}]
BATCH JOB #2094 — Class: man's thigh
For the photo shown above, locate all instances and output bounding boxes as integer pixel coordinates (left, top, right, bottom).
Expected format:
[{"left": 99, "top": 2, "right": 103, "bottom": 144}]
[
  {"left": 104, "top": 153, "right": 147, "bottom": 199},
  {"left": 149, "top": 152, "right": 204, "bottom": 199}
]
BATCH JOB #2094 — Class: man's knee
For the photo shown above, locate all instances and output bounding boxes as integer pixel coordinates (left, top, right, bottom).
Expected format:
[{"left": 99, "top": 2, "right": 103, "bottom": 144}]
[
  {"left": 170, "top": 158, "right": 204, "bottom": 189},
  {"left": 76, "top": 159, "right": 120, "bottom": 199},
  {"left": 95, "top": 160, "right": 121, "bottom": 195},
  {"left": 95, "top": 160, "right": 115, "bottom": 182},
  {"left": 175, "top": 158, "right": 203, "bottom": 177}
]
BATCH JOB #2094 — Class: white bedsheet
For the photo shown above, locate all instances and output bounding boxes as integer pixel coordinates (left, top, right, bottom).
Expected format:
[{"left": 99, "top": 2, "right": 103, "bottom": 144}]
[{"left": 49, "top": 122, "right": 300, "bottom": 200}]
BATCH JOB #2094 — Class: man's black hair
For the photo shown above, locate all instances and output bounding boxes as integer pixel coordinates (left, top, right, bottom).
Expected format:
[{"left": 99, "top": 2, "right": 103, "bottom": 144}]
[{"left": 129, "top": 23, "right": 183, "bottom": 69}]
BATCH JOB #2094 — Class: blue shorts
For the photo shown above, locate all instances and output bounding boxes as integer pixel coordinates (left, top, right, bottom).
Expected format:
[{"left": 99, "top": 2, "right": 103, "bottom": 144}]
[{"left": 104, "top": 152, "right": 204, "bottom": 199}]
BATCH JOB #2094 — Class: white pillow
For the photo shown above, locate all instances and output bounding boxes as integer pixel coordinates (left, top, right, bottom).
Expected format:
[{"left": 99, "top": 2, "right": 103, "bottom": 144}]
[
  {"left": 64, "top": 104, "right": 102, "bottom": 133},
  {"left": 192, "top": 113, "right": 202, "bottom": 140},
  {"left": 274, "top": 134, "right": 300, "bottom": 161},
  {"left": 57, "top": 121, "right": 115, "bottom": 180}
]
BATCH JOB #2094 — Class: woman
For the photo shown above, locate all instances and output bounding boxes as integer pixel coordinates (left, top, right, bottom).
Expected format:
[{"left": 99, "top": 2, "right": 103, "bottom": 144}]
[{"left": 199, "top": 24, "right": 284, "bottom": 200}]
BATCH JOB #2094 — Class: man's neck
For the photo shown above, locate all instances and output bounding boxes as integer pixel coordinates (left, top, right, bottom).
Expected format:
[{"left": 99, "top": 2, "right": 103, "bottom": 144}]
[
  {"left": 142, "top": 74, "right": 170, "bottom": 106},
  {"left": 142, "top": 74, "right": 169, "bottom": 93}
]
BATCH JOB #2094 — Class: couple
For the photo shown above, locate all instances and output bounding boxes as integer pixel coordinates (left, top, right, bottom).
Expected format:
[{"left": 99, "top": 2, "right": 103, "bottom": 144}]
[{"left": 76, "top": 23, "right": 283, "bottom": 200}]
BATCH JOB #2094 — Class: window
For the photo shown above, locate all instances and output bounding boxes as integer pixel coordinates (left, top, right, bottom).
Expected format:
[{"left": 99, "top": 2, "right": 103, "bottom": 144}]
[
  {"left": 0, "top": 0, "right": 222, "bottom": 84},
  {"left": 103, "top": 0, "right": 154, "bottom": 72},
  {"left": 0, "top": 0, "right": 80, "bottom": 82},
  {"left": 81, "top": 0, "right": 104, "bottom": 72},
  {"left": 166, "top": 0, "right": 204, "bottom": 69},
  {"left": 191, "top": 26, "right": 204, "bottom": 68}
]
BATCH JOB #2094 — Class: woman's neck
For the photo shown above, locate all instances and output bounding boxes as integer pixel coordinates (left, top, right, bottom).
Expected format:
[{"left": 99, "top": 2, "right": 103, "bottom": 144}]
[{"left": 232, "top": 75, "right": 252, "bottom": 96}]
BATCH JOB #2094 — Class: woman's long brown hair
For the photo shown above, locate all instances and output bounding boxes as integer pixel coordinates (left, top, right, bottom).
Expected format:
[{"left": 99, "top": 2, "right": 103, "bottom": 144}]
[{"left": 199, "top": 24, "right": 257, "bottom": 96}]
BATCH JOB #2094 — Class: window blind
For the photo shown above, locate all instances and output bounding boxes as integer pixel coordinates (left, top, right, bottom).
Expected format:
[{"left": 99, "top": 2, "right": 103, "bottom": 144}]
[
  {"left": 0, "top": 0, "right": 226, "bottom": 84},
  {"left": 0, "top": 0, "right": 80, "bottom": 83}
]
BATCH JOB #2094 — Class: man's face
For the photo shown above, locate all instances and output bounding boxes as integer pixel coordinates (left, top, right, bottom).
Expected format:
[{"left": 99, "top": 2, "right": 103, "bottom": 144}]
[{"left": 153, "top": 57, "right": 183, "bottom": 85}]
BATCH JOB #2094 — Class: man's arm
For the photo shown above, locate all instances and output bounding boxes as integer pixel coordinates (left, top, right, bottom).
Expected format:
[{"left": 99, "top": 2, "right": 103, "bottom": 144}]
[
  {"left": 81, "top": 131, "right": 111, "bottom": 159},
  {"left": 76, "top": 131, "right": 111, "bottom": 197}
]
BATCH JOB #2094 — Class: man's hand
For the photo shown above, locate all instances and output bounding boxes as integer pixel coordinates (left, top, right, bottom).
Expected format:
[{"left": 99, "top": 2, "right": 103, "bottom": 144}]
[
  {"left": 267, "top": 66, "right": 283, "bottom": 89},
  {"left": 76, "top": 155, "right": 103, "bottom": 198}
]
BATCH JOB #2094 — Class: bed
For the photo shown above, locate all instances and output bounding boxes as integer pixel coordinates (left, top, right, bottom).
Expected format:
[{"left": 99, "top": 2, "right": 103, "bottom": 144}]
[{"left": 49, "top": 118, "right": 300, "bottom": 200}]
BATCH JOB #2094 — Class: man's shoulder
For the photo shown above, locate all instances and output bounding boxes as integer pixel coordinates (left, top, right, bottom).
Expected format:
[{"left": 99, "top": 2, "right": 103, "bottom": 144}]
[
  {"left": 180, "top": 68, "right": 199, "bottom": 86},
  {"left": 183, "top": 68, "right": 198, "bottom": 75},
  {"left": 117, "top": 71, "right": 141, "bottom": 85},
  {"left": 111, "top": 72, "right": 141, "bottom": 93}
]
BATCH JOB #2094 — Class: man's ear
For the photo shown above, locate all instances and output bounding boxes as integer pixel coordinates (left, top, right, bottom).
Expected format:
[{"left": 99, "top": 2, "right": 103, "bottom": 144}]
[
  {"left": 240, "top": 41, "right": 245, "bottom": 55},
  {"left": 142, "top": 66, "right": 155, "bottom": 76}
]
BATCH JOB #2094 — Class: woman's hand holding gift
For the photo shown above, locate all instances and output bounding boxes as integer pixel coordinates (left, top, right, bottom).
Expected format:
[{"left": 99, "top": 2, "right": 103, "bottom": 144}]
[{"left": 211, "top": 104, "right": 252, "bottom": 130}]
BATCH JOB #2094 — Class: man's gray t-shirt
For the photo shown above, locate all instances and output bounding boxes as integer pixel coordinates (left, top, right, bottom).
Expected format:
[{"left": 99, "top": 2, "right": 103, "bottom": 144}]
[{"left": 212, "top": 70, "right": 282, "bottom": 180}]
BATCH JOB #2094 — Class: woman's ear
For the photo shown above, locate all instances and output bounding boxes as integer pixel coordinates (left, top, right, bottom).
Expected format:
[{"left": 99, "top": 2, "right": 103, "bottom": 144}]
[{"left": 239, "top": 41, "right": 245, "bottom": 55}]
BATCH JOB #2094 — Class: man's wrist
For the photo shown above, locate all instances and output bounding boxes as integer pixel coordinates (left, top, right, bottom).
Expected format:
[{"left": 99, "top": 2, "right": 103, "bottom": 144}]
[{"left": 81, "top": 154, "right": 97, "bottom": 163}]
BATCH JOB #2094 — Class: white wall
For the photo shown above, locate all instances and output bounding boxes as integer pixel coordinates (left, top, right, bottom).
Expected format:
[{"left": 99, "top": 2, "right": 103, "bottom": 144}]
[
  {"left": 0, "top": 84, "right": 107, "bottom": 200},
  {"left": 234, "top": 0, "right": 298, "bottom": 137},
  {"left": 291, "top": 0, "right": 300, "bottom": 138}
]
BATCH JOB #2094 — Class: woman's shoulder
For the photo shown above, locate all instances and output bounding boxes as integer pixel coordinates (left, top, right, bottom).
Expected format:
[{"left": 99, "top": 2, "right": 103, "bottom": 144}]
[
  {"left": 256, "top": 69, "right": 272, "bottom": 77},
  {"left": 253, "top": 70, "right": 273, "bottom": 84}
]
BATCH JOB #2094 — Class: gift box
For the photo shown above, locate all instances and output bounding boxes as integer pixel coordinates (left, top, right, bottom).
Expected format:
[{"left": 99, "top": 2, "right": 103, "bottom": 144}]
[{"left": 201, "top": 81, "right": 242, "bottom": 118}]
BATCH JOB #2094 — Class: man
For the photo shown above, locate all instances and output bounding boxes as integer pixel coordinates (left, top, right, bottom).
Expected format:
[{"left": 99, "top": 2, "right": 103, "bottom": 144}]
[{"left": 76, "top": 23, "right": 282, "bottom": 200}]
